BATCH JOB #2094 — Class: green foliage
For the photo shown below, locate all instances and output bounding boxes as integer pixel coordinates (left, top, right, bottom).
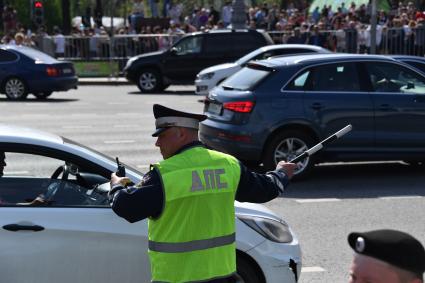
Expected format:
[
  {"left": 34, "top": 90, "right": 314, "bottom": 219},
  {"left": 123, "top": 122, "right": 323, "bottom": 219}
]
[{"left": 7, "top": 0, "right": 62, "bottom": 32}]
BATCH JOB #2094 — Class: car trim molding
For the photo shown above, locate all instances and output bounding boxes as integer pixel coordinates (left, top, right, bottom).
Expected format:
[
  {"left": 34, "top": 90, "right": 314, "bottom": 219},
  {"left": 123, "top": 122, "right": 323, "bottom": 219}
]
[{"left": 148, "top": 232, "right": 236, "bottom": 253}]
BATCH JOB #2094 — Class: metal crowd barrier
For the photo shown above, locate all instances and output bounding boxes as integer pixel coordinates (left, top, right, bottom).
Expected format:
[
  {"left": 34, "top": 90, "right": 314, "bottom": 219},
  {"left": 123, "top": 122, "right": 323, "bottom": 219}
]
[{"left": 35, "top": 28, "right": 425, "bottom": 77}]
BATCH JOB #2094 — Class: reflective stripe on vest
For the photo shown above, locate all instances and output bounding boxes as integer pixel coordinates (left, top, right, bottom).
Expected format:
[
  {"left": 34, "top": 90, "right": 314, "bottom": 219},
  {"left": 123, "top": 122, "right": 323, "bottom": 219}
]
[{"left": 149, "top": 232, "right": 235, "bottom": 253}]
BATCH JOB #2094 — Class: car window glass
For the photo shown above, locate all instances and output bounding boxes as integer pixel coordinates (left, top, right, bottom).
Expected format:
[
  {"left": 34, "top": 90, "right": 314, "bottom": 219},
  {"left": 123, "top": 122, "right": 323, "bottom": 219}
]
[
  {"left": 366, "top": 62, "right": 425, "bottom": 94},
  {"left": 221, "top": 66, "right": 270, "bottom": 91},
  {"left": 285, "top": 70, "right": 311, "bottom": 90},
  {"left": 173, "top": 36, "right": 202, "bottom": 55},
  {"left": 0, "top": 49, "right": 18, "bottom": 62},
  {"left": 403, "top": 61, "right": 425, "bottom": 74},
  {"left": 309, "top": 63, "right": 361, "bottom": 91},
  {"left": 204, "top": 34, "right": 233, "bottom": 54},
  {"left": 0, "top": 152, "right": 109, "bottom": 207}
]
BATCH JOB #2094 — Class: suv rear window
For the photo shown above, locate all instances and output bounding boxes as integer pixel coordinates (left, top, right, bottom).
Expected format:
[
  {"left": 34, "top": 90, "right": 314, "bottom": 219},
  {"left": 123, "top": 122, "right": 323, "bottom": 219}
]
[{"left": 221, "top": 66, "right": 271, "bottom": 91}]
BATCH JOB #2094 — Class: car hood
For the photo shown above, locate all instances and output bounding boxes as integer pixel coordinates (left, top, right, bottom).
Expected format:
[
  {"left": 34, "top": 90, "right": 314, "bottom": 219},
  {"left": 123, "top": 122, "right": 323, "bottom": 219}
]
[
  {"left": 235, "top": 201, "right": 282, "bottom": 221},
  {"left": 131, "top": 50, "right": 166, "bottom": 61},
  {"left": 198, "top": 62, "right": 239, "bottom": 75}
]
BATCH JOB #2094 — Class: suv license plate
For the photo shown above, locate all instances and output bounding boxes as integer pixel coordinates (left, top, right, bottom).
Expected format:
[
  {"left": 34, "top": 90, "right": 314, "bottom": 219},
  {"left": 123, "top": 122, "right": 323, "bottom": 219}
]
[
  {"left": 63, "top": 68, "right": 72, "bottom": 74},
  {"left": 208, "top": 103, "right": 222, "bottom": 115}
]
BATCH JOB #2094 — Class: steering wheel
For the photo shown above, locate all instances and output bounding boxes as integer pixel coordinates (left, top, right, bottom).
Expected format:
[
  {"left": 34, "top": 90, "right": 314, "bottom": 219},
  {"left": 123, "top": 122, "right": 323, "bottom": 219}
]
[{"left": 51, "top": 164, "right": 70, "bottom": 181}]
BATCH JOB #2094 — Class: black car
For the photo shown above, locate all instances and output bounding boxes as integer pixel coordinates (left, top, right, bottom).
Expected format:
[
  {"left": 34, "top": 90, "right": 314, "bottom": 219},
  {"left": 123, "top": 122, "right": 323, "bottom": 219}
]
[
  {"left": 0, "top": 45, "right": 78, "bottom": 100},
  {"left": 200, "top": 53, "right": 425, "bottom": 178},
  {"left": 124, "top": 29, "right": 273, "bottom": 93}
]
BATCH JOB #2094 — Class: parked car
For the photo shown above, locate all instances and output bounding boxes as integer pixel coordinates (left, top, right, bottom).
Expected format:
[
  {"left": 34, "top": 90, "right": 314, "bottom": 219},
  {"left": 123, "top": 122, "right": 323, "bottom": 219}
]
[
  {"left": 124, "top": 29, "right": 273, "bottom": 93},
  {"left": 0, "top": 124, "right": 301, "bottom": 283},
  {"left": 200, "top": 53, "right": 425, "bottom": 178},
  {"left": 0, "top": 45, "right": 78, "bottom": 100},
  {"left": 195, "top": 44, "right": 331, "bottom": 96}
]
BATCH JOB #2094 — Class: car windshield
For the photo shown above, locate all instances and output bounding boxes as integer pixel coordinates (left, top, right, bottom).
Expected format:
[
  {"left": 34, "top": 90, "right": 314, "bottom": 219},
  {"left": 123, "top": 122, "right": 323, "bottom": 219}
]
[
  {"left": 235, "top": 49, "right": 263, "bottom": 65},
  {"left": 15, "top": 46, "right": 58, "bottom": 64},
  {"left": 63, "top": 137, "right": 141, "bottom": 174},
  {"left": 221, "top": 66, "right": 271, "bottom": 91}
]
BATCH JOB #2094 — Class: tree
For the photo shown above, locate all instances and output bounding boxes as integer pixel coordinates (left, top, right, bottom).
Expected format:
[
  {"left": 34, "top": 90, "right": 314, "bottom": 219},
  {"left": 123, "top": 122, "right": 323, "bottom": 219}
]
[{"left": 61, "top": 0, "right": 71, "bottom": 34}]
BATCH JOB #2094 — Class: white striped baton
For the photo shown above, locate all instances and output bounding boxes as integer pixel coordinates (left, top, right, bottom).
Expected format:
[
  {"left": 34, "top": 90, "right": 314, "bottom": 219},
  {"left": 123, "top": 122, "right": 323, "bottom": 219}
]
[{"left": 289, "top": 124, "right": 353, "bottom": 163}]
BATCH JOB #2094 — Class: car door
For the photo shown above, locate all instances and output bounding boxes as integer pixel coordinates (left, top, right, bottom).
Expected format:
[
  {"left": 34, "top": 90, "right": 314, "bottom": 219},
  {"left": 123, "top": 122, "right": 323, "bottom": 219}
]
[
  {"left": 0, "top": 49, "right": 18, "bottom": 81},
  {"left": 289, "top": 62, "right": 375, "bottom": 149},
  {"left": 0, "top": 152, "right": 150, "bottom": 283},
  {"left": 163, "top": 35, "right": 204, "bottom": 81},
  {"left": 363, "top": 61, "right": 425, "bottom": 149}
]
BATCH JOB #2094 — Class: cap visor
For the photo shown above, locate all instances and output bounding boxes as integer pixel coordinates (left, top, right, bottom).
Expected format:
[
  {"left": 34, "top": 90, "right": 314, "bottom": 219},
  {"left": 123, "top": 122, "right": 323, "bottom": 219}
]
[{"left": 152, "top": 127, "right": 168, "bottom": 137}]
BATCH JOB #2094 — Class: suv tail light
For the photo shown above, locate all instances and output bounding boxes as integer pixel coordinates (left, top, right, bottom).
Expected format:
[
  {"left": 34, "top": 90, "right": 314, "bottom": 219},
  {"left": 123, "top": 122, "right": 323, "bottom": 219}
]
[
  {"left": 223, "top": 101, "right": 254, "bottom": 113},
  {"left": 46, "top": 67, "right": 59, "bottom": 76}
]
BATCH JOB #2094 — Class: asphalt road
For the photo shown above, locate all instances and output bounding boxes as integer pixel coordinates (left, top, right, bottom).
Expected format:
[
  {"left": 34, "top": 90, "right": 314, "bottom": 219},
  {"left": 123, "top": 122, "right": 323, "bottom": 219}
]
[{"left": 1, "top": 85, "right": 424, "bottom": 283}]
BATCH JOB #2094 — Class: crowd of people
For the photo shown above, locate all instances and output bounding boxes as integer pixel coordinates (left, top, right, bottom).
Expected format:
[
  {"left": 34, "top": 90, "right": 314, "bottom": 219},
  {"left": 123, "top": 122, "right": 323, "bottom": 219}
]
[{"left": 2, "top": 0, "right": 425, "bottom": 57}]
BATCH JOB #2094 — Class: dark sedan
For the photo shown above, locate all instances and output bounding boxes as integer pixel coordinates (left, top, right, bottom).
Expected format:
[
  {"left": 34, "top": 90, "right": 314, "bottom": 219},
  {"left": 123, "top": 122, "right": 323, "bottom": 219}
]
[
  {"left": 200, "top": 53, "right": 425, "bottom": 178},
  {"left": 0, "top": 45, "right": 78, "bottom": 100}
]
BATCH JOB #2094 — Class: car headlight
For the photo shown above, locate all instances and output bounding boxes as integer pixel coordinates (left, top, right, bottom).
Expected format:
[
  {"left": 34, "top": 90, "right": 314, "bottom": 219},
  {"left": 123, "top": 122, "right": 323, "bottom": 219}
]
[
  {"left": 237, "top": 214, "right": 293, "bottom": 243},
  {"left": 198, "top": 72, "right": 215, "bottom": 80}
]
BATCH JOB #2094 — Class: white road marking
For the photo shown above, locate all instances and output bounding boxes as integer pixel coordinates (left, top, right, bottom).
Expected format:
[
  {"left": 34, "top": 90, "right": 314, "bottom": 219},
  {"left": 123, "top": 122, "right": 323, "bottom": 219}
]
[
  {"left": 379, "top": 196, "right": 422, "bottom": 200},
  {"left": 62, "top": 125, "right": 92, "bottom": 129},
  {"left": 5, "top": 171, "right": 30, "bottom": 175},
  {"left": 295, "top": 198, "right": 341, "bottom": 203},
  {"left": 301, "top": 266, "right": 326, "bottom": 273},
  {"left": 104, "top": 140, "right": 135, "bottom": 144},
  {"left": 113, "top": 124, "right": 139, "bottom": 128},
  {"left": 137, "top": 165, "right": 150, "bottom": 169}
]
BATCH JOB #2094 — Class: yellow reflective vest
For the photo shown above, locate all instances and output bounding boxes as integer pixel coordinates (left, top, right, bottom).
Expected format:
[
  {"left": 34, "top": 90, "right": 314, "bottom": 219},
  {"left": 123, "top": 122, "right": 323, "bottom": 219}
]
[{"left": 148, "top": 146, "right": 241, "bottom": 282}]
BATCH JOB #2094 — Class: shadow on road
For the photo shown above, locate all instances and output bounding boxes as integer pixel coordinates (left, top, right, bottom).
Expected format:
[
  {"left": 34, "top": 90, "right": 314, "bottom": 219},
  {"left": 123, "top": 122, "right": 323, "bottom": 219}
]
[
  {"left": 281, "top": 162, "right": 425, "bottom": 199},
  {"left": 128, "top": 90, "right": 197, "bottom": 96},
  {"left": 0, "top": 98, "right": 79, "bottom": 103}
]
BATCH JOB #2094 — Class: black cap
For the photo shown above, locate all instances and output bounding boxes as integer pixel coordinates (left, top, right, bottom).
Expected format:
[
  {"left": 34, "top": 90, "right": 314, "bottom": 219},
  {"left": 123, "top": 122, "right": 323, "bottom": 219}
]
[
  {"left": 152, "top": 104, "right": 207, "bottom": 137},
  {"left": 348, "top": 229, "right": 425, "bottom": 276}
]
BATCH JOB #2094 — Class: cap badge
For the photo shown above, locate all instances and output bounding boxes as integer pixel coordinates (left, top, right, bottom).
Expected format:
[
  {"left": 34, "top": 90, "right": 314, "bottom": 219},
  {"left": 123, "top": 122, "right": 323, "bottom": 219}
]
[{"left": 355, "top": 237, "right": 365, "bottom": 252}]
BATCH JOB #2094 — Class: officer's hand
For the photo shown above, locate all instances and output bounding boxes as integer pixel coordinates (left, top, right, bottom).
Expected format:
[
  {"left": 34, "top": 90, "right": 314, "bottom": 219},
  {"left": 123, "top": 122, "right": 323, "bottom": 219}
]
[
  {"left": 111, "top": 172, "right": 132, "bottom": 187},
  {"left": 276, "top": 161, "right": 298, "bottom": 179}
]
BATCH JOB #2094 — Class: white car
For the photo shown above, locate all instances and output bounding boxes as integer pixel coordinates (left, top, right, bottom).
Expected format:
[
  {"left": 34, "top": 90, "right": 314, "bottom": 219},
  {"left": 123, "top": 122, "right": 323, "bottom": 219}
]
[
  {"left": 195, "top": 44, "right": 331, "bottom": 95},
  {"left": 0, "top": 124, "right": 301, "bottom": 283}
]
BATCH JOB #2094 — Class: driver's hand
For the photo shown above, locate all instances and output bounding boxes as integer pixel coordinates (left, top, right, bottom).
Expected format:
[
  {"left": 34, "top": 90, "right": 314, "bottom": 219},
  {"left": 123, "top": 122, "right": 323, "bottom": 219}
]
[{"left": 111, "top": 173, "right": 132, "bottom": 187}]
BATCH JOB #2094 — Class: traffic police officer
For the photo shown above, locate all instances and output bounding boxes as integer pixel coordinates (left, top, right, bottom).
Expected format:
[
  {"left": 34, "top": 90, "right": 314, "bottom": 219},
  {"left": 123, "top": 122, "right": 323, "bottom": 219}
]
[
  {"left": 348, "top": 229, "right": 425, "bottom": 283},
  {"left": 109, "top": 104, "right": 297, "bottom": 283}
]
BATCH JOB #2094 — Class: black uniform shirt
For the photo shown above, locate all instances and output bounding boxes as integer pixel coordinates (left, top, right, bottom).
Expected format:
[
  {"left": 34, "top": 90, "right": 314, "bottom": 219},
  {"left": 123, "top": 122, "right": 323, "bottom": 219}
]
[{"left": 109, "top": 142, "right": 290, "bottom": 223}]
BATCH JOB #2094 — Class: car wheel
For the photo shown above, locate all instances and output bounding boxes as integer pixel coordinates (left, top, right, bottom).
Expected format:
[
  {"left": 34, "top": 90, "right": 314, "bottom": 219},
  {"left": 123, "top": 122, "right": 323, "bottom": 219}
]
[
  {"left": 4, "top": 77, "right": 28, "bottom": 100},
  {"left": 263, "top": 130, "right": 316, "bottom": 178},
  {"left": 33, "top": 92, "right": 53, "bottom": 99},
  {"left": 236, "top": 255, "right": 264, "bottom": 283},
  {"left": 137, "top": 69, "right": 162, "bottom": 93}
]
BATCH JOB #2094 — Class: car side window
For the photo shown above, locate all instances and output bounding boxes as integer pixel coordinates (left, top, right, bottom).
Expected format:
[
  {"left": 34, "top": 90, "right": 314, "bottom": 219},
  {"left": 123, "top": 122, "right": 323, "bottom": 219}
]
[
  {"left": 309, "top": 63, "right": 361, "bottom": 92},
  {"left": 0, "top": 152, "right": 109, "bottom": 207},
  {"left": 204, "top": 34, "right": 233, "bottom": 54},
  {"left": 173, "top": 36, "right": 202, "bottom": 55},
  {"left": 403, "top": 61, "right": 425, "bottom": 74},
  {"left": 365, "top": 62, "right": 425, "bottom": 94},
  {"left": 285, "top": 70, "right": 311, "bottom": 91},
  {"left": 0, "top": 49, "right": 18, "bottom": 62}
]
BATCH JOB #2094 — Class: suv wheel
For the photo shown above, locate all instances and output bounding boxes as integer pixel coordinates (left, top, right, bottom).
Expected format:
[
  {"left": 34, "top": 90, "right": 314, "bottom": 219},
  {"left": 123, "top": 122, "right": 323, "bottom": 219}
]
[
  {"left": 263, "top": 130, "right": 316, "bottom": 178},
  {"left": 4, "top": 77, "right": 28, "bottom": 100},
  {"left": 137, "top": 69, "right": 163, "bottom": 93}
]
